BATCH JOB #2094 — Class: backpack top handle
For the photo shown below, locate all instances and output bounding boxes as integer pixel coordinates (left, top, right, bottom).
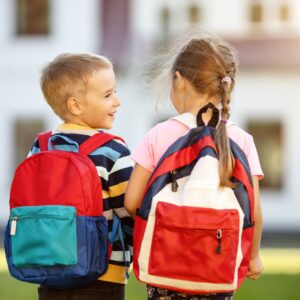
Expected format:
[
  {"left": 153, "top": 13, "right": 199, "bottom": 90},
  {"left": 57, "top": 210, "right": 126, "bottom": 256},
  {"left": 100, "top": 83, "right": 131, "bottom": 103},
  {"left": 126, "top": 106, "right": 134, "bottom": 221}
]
[{"left": 37, "top": 131, "right": 52, "bottom": 151}]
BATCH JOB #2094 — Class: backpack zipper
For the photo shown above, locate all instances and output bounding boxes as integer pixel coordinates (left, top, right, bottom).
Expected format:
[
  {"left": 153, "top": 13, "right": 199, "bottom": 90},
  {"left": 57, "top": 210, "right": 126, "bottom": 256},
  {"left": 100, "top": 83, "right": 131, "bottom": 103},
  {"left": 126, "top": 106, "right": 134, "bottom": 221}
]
[
  {"left": 10, "top": 216, "right": 19, "bottom": 236},
  {"left": 216, "top": 229, "right": 222, "bottom": 254},
  {"left": 170, "top": 170, "right": 179, "bottom": 192},
  {"left": 10, "top": 214, "right": 73, "bottom": 236},
  {"left": 157, "top": 222, "right": 224, "bottom": 255}
]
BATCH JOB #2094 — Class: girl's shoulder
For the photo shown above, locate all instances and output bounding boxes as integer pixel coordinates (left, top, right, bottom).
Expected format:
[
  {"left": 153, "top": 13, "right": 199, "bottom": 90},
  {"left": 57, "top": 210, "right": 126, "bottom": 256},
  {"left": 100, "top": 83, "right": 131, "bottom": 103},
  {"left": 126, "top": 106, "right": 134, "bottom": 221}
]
[
  {"left": 149, "top": 116, "right": 254, "bottom": 144},
  {"left": 149, "top": 115, "right": 255, "bottom": 149},
  {"left": 132, "top": 115, "right": 191, "bottom": 171},
  {"left": 146, "top": 114, "right": 191, "bottom": 143}
]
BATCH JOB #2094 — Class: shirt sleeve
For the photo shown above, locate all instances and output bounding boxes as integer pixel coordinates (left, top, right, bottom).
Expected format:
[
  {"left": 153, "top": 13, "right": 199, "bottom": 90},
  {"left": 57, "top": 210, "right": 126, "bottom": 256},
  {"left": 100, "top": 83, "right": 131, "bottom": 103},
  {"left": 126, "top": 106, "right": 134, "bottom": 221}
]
[
  {"left": 131, "top": 128, "right": 156, "bottom": 172},
  {"left": 228, "top": 123, "right": 264, "bottom": 180},
  {"left": 245, "top": 135, "right": 264, "bottom": 180}
]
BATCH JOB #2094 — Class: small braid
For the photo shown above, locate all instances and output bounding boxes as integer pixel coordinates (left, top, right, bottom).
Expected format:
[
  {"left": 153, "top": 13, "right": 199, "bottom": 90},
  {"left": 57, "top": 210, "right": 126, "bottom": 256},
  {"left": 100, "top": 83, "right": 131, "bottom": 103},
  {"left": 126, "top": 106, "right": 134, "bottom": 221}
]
[
  {"left": 214, "top": 77, "right": 235, "bottom": 188},
  {"left": 220, "top": 77, "right": 232, "bottom": 120}
]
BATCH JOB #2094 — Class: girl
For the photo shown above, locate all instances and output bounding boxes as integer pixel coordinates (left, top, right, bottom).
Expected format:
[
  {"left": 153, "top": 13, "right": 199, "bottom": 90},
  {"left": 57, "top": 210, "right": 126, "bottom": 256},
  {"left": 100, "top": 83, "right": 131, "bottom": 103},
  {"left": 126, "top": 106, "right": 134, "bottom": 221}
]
[{"left": 125, "top": 35, "right": 264, "bottom": 300}]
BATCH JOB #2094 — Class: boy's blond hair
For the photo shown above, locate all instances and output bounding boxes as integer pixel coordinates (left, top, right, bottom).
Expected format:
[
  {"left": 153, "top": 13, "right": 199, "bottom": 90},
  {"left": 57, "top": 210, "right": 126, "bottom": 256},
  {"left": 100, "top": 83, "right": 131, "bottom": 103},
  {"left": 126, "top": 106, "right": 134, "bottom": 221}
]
[{"left": 40, "top": 53, "right": 112, "bottom": 119}]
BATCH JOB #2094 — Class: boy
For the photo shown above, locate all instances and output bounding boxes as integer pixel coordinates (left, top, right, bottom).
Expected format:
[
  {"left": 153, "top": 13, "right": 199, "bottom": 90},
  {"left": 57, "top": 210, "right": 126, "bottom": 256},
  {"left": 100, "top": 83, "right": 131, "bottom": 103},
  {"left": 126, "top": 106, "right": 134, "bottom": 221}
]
[{"left": 30, "top": 53, "right": 133, "bottom": 300}]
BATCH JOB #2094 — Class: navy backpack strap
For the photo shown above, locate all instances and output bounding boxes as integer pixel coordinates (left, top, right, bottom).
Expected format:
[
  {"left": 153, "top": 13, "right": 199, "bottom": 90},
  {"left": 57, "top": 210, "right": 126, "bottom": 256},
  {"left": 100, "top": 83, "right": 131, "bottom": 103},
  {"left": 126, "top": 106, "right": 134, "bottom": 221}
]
[
  {"left": 109, "top": 213, "right": 129, "bottom": 279},
  {"left": 37, "top": 131, "right": 52, "bottom": 151},
  {"left": 79, "top": 132, "right": 125, "bottom": 155},
  {"left": 109, "top": 214, "right": 126, "bottom": 255},
  {"left": 109, "top": 213, "right": 120, "bottom": 243}
]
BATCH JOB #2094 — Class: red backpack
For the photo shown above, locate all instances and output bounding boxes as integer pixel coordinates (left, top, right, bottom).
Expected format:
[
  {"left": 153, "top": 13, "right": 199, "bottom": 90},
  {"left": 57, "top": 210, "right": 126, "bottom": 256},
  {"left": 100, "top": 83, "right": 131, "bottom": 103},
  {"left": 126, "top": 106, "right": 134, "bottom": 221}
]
[
  {"left": 133, "top": 125, "right": 254, "bottom": 294},
  {"left": 5, "top": 131, "right": 124, "bottom": 288}
]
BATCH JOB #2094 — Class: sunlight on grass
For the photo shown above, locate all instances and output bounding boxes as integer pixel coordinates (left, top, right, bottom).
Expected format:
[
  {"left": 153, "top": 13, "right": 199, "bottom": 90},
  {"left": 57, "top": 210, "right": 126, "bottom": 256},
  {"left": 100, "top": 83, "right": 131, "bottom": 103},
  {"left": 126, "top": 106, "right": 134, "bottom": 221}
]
[
  {"left": 260, "top": 248, "right": 300, "bottom": 274},
  {"left": 1, "top": 248, "right": 300, "bottom": 274},
  {"left": 0, "top": 249, "right": 7, "bottom": 272}
]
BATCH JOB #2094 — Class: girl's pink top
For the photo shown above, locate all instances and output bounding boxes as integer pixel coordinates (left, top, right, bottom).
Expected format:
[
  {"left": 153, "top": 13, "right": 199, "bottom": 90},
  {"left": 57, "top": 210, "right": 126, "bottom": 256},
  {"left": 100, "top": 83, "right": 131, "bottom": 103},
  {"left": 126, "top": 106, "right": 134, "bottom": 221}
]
[{"left": 132, "top": 113, "right": 264, "bottom": 179}]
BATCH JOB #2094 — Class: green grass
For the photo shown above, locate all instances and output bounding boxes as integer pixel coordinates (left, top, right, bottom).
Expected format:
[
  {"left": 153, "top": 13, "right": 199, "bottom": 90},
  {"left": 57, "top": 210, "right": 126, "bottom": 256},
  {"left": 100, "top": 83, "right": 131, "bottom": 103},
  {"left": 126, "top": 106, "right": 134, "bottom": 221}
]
[
  {"left": 1, "top": 248, "right": 300, "bottom": 299},
  {"left": 0, "top": 272, "right": 37, "bottom": 300},
  {"left": 1, "top": 272, "right": 300, "bottom": 300},
  {"left": 234, "top": 274, "right": 300, "bottom": 300},
  {"left": 126, "top": 275, "right": 147, "bottom": 299}
]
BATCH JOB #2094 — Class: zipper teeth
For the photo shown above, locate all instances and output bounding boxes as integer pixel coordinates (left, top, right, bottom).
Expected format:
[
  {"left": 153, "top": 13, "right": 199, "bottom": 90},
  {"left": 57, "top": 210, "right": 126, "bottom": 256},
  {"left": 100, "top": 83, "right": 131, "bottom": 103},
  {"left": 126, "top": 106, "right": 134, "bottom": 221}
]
[
  {"left": 157, "top": 223, "right": 231, "bottom": 231},
  {"left": 12, "top": 214, "right": 74, "bottom": 220}
]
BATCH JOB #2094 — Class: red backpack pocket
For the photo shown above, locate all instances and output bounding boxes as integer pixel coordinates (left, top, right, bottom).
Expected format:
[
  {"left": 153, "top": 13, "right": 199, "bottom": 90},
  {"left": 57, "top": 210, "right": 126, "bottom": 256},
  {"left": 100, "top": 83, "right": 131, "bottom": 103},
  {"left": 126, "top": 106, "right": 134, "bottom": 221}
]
[{"left": 149, "top": 202, "right": 240, "bottom": 284}]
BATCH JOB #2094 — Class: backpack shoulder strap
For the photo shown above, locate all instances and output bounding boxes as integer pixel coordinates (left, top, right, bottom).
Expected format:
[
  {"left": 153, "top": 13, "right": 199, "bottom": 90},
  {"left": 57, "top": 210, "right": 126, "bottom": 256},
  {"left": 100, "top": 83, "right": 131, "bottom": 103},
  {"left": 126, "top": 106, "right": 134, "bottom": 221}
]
[
  {"left": 79, "top": 132, "right": 125, "bottom": 155},
  {"left": 37, "top": 131, "right": 52, "bottom": 151}
]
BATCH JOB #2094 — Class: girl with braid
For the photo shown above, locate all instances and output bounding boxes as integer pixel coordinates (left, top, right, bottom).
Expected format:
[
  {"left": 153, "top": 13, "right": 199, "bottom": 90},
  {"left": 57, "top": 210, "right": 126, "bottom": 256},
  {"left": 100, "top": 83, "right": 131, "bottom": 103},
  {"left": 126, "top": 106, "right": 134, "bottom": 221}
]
[{"left": 125, "top": 35, "right": 264, "bottom": 300}]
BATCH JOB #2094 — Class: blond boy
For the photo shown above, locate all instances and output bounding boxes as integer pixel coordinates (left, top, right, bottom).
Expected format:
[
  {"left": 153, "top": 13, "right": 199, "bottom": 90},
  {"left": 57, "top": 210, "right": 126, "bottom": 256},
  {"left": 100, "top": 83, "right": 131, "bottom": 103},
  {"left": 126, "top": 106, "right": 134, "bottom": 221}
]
[{"left": 31, "top": 53, "right": 133, "bottom": 300}]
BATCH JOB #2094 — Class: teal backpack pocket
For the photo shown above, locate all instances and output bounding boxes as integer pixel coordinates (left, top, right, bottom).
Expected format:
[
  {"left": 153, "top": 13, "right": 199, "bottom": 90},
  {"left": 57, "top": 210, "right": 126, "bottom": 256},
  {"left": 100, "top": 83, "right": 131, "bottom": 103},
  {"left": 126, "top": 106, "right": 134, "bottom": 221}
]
[{"left": 10, "top": 205, "right": 77, "bottom": 267}]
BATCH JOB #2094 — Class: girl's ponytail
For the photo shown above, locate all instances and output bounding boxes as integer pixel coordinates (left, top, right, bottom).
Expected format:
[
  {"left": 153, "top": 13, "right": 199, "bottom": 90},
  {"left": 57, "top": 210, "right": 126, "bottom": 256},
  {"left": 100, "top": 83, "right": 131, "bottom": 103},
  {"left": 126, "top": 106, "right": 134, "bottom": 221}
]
[{"left": 214, "top": 77, "right": 235, "bottom": 188}]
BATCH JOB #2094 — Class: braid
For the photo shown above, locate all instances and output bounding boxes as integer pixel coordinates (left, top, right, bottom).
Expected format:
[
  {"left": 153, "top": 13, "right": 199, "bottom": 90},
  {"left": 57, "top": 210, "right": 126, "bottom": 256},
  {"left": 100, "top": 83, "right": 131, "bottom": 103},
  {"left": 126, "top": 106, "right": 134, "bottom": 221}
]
[
  {"left": 220, "top": 76, "right": 232, "bottom": 120},
  {"left": 214, "top": 75, "right": 235, "bottom": 188}
]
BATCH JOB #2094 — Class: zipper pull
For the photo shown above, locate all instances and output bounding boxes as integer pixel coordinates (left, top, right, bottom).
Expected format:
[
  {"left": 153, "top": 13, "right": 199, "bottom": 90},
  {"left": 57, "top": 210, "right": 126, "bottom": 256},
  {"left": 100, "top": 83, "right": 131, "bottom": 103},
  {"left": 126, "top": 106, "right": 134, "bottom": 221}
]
[
  {"left": 10, "top": 216, "right": 19, "bottom": 236},
  {"left": 170, "top": 170, "right": 179, "bottom": 192},
  {"left": 216, "top": 229, "right": 222, "bottom": 254}
]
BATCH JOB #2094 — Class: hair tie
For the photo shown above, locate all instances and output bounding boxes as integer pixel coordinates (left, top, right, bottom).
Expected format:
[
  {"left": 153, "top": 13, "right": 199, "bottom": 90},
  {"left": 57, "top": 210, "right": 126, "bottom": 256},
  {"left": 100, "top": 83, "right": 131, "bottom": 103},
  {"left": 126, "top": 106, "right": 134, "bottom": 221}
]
[{"left": 221, "top": 76, "right": 232, "bottom": 85}]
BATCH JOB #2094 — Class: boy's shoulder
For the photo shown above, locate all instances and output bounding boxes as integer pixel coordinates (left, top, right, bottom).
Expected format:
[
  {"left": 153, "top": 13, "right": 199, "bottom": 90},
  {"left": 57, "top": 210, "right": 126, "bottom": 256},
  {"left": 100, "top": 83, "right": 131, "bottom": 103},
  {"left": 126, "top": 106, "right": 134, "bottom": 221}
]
[
  {"left": 30, "top": 129, "right": 130, "bottom": 159},
  {"left": 103, "top": 136, "right": 130, "bottom": 157},
  {"left": 55, "top": 130, "right": 130, "bottom": 158}
]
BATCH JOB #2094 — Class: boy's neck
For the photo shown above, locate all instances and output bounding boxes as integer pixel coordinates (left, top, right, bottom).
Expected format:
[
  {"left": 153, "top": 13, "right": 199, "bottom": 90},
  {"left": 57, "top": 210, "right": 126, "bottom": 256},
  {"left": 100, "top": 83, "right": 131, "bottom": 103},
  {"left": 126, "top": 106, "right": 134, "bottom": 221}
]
[{"left": 60, "top": 123, "right": 98, "bottom": 131}]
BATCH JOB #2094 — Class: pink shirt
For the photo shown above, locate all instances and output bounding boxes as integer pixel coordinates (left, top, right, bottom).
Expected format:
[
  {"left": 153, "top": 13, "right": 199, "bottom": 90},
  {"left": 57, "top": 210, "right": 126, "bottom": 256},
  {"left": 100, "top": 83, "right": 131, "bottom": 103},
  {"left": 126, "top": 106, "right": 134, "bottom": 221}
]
[{"left": 132, "top": 113, "right": 264, "bottom": 179}]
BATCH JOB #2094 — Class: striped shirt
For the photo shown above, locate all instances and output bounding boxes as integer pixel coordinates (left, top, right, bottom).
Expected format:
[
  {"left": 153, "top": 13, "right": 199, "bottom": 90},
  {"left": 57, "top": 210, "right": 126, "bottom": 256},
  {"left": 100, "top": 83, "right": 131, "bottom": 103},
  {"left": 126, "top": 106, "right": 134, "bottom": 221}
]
[{"left": 29, "top": 123, "right": 134, "bottom": 284}]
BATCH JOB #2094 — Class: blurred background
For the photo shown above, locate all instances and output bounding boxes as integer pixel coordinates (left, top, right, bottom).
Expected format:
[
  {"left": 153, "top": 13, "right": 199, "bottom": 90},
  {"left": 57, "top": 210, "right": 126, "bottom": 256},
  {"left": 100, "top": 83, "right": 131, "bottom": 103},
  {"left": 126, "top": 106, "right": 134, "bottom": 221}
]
[{"left": 0, "top": 0, "right": 299, "bottom": 299}]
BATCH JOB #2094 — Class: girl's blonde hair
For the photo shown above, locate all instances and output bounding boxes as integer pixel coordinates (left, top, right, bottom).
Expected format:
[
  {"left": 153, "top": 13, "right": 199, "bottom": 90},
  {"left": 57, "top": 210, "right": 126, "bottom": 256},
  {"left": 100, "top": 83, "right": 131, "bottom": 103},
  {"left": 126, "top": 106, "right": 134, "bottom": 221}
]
[
  {"left": 40, "top": 53, "right": 112, "bottom": 119},
  {"left": 152, "top": 32, "right": 237, "bottom": 187},
  {"left": 172, "top": 37, "right": 237, "bottom": 187}
]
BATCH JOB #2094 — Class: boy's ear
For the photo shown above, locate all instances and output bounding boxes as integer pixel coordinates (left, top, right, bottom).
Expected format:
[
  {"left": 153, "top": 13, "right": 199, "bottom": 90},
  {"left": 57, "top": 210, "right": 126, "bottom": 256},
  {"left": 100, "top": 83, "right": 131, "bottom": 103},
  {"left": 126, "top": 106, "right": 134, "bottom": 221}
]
[{"left": 66, "top": 97, "right": 82, "bottom": 116}]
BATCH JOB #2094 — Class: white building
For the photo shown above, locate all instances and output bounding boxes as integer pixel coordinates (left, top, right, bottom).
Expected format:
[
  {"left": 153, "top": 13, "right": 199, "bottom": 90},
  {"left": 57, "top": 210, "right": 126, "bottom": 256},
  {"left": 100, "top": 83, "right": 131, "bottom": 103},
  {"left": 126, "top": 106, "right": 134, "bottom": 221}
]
[{"left": 0, "top": 0, "right": 299, "bottom": 233}]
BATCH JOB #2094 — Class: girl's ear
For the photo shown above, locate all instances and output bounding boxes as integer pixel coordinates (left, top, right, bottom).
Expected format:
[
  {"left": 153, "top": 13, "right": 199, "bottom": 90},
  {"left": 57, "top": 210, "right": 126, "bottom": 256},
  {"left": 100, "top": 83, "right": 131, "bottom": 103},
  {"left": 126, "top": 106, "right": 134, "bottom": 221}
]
[
  {"left": 66, "top": 97, "right": 82, "bottom": 116},
  {"left": 173, "top": 71, "right": 186, "bottom": 91},
  {"left": 174, "top": 71, "right": 181, "bottom": 81}
]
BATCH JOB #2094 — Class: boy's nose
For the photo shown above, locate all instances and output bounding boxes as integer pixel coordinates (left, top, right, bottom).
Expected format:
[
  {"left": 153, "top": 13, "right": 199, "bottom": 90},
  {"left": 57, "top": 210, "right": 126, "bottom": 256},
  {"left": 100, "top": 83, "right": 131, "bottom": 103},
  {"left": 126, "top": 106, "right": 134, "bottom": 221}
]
[{"left": 113, "top": 95, "right": 121, "bottom": 107}]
